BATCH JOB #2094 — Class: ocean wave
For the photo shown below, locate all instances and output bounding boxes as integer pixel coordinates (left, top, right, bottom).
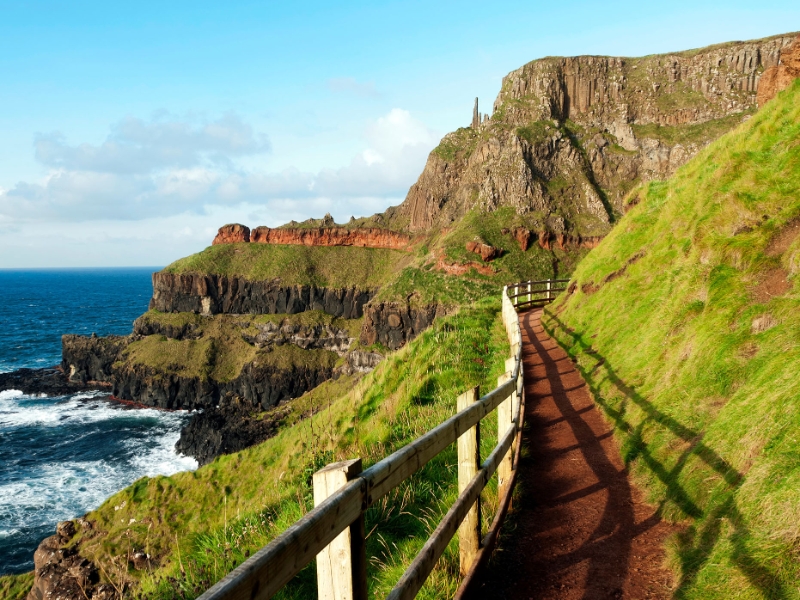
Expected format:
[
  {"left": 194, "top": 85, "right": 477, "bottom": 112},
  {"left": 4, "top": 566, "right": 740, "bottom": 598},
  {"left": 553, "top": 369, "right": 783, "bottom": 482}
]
[{"left": 0, "top": 390, "right": 197, "bottom": 573}]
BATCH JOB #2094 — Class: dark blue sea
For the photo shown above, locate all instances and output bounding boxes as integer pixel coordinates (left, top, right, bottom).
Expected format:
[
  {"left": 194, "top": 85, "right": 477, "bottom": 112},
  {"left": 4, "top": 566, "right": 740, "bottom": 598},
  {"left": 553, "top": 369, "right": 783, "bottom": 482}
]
[{"left": 0, "top": 269, "right": 197, "bottom": 575}]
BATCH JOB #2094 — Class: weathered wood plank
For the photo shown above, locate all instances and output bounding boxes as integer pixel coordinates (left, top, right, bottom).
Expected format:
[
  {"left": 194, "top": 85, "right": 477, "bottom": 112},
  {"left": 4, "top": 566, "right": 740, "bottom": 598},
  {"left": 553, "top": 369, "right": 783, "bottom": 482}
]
[
  {"left": 362, "top": 378, "right": 514, "bottom": 503},
  {"left": 314, "top": 459, "right": 367, "bottom": 600},
  {"left": 457, "top": 387, "right": 481, "bottom": 576},
  {"left": 387, "top": 425, "right": 516, "bottom": 600},
  {"left": 497, "top": 372, "right": 514, "bottom": 499},
  {"left": 197, "top": 479, "right": 365, "bottom": 600}
]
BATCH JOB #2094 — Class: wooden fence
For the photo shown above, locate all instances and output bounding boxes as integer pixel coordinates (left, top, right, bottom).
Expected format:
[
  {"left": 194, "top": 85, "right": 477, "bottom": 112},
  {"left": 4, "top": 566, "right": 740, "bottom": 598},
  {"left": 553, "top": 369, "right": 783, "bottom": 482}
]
[
  {"left": 196, "top": 281, "right": 561, "bottom": 600},
  {"left": 507, "top": 278, "right": 569, "bottom": 311}
]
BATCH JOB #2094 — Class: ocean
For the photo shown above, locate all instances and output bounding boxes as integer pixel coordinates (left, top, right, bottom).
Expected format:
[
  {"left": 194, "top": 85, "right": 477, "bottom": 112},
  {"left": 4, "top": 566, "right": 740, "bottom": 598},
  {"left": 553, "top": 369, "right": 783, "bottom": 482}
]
[{"left": 0, "top": 268, "right": 197, "bottom": 575}]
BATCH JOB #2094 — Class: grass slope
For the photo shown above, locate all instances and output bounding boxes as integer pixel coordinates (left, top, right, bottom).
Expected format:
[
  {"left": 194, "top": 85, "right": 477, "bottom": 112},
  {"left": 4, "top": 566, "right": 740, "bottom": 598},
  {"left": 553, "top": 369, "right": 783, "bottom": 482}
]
[
  {"left": 543, "top": 80, "right": 800, "bottom": 599},
  {"left": 34, "top": 298, "right": 509, "bottom": 600},
  {"left": 163, "top": 243, "right": 413, "bottom": 289}
]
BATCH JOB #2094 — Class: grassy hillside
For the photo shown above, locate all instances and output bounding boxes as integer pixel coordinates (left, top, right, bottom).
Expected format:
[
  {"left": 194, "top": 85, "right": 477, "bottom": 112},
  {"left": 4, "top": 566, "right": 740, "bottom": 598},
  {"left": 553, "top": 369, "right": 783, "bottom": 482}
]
[
  {"left": 543, "top": 80, "right": 800, "bottom": 599},
  {"left": 13, "top": 298, "right": 509, "bottom": 600},
  {"left": 162, "top": 243, "right": 413, "bottom": 289}
]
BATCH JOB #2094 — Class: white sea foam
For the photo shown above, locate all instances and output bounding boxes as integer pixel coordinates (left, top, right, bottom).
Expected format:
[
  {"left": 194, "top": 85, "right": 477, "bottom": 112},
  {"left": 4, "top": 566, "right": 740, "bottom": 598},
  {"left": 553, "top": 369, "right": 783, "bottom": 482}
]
[{"left": 0, "top": 391, "right": 197, "bottom": 551}]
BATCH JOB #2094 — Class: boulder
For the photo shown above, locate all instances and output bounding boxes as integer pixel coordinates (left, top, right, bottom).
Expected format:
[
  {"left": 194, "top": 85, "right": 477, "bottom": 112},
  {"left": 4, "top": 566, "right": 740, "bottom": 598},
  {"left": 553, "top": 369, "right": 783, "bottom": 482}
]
[{"left": 465, "top": 241, "right": 501, "bottom": 261}]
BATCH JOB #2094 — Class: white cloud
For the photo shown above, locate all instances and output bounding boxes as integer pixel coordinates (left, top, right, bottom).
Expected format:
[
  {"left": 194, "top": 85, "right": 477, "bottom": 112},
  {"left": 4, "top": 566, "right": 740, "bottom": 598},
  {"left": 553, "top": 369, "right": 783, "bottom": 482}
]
[
  {"left": 0, "top": 108, "right": 438, "bottom": 266},
  {"left": 34, "top": 113, "right": 270, "bottom": 174}
]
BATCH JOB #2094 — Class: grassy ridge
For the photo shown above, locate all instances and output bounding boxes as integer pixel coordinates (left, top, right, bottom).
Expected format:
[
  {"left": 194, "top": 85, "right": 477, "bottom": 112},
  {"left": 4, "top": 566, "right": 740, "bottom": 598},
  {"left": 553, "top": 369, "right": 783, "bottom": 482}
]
[
  {"left": 543, "top": 80, "right": 800, "bottom": 598},
  {"left": 163, "top": 243, "right": 413, "bottom": 289},
  {"left": 57, "top": 298, "right": 509, "bottom": 600}
]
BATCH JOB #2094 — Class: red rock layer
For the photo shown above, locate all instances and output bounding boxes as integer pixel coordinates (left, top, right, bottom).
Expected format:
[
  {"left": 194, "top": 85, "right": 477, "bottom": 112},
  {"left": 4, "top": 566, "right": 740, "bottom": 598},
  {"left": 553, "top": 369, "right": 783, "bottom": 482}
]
[
  {"left": 757, "top": 35, "right": 800, "bottom": 106},
  {"left": 249, "top": 226, "right": 412, "bottom": 251},
  {"left": 465, "top": 241, "right": 501, "bottom": 261},
  {"left": 213, "top": 223, "right": 250, "bottom": 245},
  {"left": 537, "top": 231, "right": 604, "bottom": 251}
]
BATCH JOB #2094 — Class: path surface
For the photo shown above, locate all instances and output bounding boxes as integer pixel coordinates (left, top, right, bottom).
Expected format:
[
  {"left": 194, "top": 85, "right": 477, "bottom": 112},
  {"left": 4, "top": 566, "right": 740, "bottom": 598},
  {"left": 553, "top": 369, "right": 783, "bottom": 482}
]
[{"left": 474, "top": 309, "right": 676, "bottom": 599}]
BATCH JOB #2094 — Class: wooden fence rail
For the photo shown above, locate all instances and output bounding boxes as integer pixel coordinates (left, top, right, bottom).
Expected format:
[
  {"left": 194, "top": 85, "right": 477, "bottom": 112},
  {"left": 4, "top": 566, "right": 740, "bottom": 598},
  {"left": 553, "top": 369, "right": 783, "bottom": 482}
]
[{"left": 196, "top": 280, "right": 564, "bottom": 600}]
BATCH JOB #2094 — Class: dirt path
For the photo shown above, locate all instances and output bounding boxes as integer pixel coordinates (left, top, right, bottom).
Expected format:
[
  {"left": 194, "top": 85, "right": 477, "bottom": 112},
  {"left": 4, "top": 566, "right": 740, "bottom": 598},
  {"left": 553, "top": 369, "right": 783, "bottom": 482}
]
[{"left": 473, "top": 309, "right": 676, "bottom": 599}]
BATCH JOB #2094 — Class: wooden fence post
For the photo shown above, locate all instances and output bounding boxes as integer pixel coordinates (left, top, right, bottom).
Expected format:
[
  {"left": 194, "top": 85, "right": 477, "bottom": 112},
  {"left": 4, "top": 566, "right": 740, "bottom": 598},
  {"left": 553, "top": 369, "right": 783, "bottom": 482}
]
[
  {"left": 457, "top": 387, "right": 481, "bottom": 576},
  {"left": 497, "top": 372, "right": 514, "bottom": 499},
  {"left": 527, "top": 281, "right": 531, "bottom": 304},
  {"left": 547, "top": 279, "right": 552, "bottom": 301},
  {"left": 505, "top": 357, "right": 519, "bottom": 433},
  {"left": 313, "top": 459, "right": 368, "bottom": 600}
]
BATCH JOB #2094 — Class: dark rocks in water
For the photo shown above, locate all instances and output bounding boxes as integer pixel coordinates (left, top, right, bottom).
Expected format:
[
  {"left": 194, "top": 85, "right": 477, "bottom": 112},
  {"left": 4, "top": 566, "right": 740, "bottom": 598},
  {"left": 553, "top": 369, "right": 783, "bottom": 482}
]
[
  {"left": 360, "top": 302, "right": 448, "bottom": 350},
  {"left": 0, "top": 367, "right": 107, "bottom": 396},
  {"left": 61, "top": 334, "right": 132, "bottom": 384},
  {"left": 176, "top": 402, "right": 289, "bottom": 466},
  {"left": 149, "top": 272, "right": 374, "bottom": 319}
]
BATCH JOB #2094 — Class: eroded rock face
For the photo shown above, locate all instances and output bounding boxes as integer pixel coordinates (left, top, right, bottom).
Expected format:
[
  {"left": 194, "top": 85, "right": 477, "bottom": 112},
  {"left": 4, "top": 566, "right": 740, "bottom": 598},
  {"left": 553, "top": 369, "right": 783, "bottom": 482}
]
[
  {"left": 150, "top": 272, "right": 374, "bottom": 318},
  {"left": 757, "top": 35, "right": 800, "bottom": 106},
  {"left": 250, "top": 226, "right": 412, "bottom": 250},
  {"left": 240, "top": 320, "right": 353, "bottom": 355},
  {"left": 360, "top": 302, "right": 450, "bottom": 350},
  {"left": 27, "top": 520, "right": 113, "bottom": 600},
  {"left": 465, "top": 241, "right": 501, "bottom": 261},
  {"left": 396, "top": 34, "right": 797, "bottom": 237},
  {"left": 111, "top": 360, "right": 334, "bottom": 411},
  {"left": 61, "top": 334, "right": 132, "bottom": 384},
  {"left": 212, "top": 223, "right": 250, "bottom": 245}
]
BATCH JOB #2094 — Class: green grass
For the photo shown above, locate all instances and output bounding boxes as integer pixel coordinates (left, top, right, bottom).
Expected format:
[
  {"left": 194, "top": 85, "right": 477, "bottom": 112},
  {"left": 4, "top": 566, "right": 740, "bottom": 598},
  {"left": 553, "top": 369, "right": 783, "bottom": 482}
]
[
  {"left": 124, "top": 312, "right": 351, "bottom": 382},
  {"left": 543, "top": 79, "right": 800, "bottom": 599},
  {"left": 56, "top": 298, "right": 509, "bottom": 600},
  {"left": 431, "top": 127, "right": 480, "bottom": 162},
  {"left": 0, "top": 574, "right": 33, "bottom": 600},
  {"left": 631, "top": 111, "right": 755, "bottom": 147},
  {"left": 162, "top": 243, "right": 413, "bottom": 289}
]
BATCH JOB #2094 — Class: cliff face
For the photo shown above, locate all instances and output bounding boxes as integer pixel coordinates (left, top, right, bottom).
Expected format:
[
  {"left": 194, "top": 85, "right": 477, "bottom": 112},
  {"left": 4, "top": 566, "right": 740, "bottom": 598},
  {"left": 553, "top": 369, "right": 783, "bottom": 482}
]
[
  {"left": 150, "top": 272, "right": 374, "bottom": 318},
  {"left": 250, "top": 226, "right": 412, "bottom": 250},
  {"left": 757, "top": 35, "right": 800, "bottom": 105},
  {"left": 396, "top": 33, "right": 798, "bottom": 237}
]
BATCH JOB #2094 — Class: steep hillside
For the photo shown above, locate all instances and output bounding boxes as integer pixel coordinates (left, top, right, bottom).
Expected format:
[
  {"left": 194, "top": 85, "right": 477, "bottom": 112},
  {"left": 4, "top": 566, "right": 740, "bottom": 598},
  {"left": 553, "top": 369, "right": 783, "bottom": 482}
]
[
  {"left": 395, "top": 33, "right": 796, "bottom": 242},
  {"left": 19, "top": 299, "right": 510, "bottom": 600},
  {"left": 544, "top": 79, "right": 800, "bottom": 598}
]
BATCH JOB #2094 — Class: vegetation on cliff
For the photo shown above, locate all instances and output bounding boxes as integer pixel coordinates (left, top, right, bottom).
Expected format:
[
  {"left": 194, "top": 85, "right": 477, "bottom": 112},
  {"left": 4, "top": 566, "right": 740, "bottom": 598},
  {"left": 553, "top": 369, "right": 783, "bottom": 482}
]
[
  {"left": 163, "top": 243, "right": 412, "bottom": 289},
  {"left": 543, "top": 79, "right": 800, "bottom": 598},
  {"left": 52, "top": 298, "right": 509, "bottom": 599}
]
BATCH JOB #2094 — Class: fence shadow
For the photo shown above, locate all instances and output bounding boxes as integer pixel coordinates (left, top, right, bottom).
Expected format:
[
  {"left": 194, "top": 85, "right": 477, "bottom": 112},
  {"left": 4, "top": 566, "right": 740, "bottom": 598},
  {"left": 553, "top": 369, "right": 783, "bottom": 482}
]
[{"left": 544, "top": 313, "right": 788, "bottom": 600}]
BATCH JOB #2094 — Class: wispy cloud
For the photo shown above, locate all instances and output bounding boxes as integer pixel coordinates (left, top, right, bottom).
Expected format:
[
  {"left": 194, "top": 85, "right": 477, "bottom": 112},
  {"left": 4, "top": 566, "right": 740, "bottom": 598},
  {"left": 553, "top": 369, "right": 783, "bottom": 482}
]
[{"left": 0, "top": 108, "right": 437, "bottom": 235}]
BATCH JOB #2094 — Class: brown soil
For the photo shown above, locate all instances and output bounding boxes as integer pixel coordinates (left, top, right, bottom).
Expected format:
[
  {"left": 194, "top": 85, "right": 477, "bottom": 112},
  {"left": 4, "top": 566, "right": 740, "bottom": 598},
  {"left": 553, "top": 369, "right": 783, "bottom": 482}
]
[
  {"left": 752, "top": 267, "right": 791, "bottom": 303},
  {"left": 473, "top": 309, "right": 677, "bottom": 599},
  {"left": 766, "top": 219, "right": 800, "bottom": 257}
]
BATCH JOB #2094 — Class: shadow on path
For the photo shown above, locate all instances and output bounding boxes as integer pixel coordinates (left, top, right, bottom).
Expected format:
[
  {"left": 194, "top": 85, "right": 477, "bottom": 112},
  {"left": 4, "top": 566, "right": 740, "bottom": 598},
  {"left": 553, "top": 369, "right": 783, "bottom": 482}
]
[{"left": 473, "top": 309, "right": 676, "bottom": 600}]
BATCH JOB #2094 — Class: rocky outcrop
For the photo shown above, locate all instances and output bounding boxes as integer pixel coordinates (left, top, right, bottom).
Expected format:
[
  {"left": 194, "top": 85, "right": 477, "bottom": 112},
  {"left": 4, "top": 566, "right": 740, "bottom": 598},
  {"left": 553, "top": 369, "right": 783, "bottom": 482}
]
[
  {"left": 112, "top": 359, "right": 334, "bottom": 411},
  {"left": 149, "top": 272, "right": 374, "bottom": 318},
  {"left": 250, "top": 226, "right": 412, "bottom": 250},
  {"left": 465, "top": 241, "right": 501, "bottom": 261},
  {"left": 27, "top": 519, "right": 115, "bottom": 600},
  {"left": 757, "top": 35, "right": 800, "bottom": 106},
  {"left": 241, "top": 320, "right": 353, "bottom": 354},
  {"left": 175, "top": 401, "right": 288, "bottom": 466},
  {"left": 512, "top": 227, "right": 532, "bottom": 251},
  {"left": 0, "top": 367, "right": 108, "bottom": 396},
  {"left": 396, "top": 33, "right": 798, "bottom": 237},
  {"left": 212, "top": 223, "right": 250, "bottom": 245},
  {"left": 360, "top": 302, "right": 450, "bottom": 350},
  {"left": 61, "top": 334, "right": 132, "bottom": 384}
]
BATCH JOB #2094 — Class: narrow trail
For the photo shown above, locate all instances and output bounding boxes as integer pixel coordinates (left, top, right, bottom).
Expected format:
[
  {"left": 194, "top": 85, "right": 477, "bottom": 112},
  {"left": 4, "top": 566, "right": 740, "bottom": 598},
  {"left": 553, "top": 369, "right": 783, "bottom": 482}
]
[{"left": 474, "top": 309, "right": 677, "bottom": 599}]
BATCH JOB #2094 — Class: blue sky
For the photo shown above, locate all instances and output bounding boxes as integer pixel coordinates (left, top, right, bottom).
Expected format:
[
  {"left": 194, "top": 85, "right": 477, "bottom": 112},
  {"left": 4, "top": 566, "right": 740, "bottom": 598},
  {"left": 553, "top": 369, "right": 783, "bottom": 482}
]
[{"left": 1, "top": 0, "right": 798, "bottom": 267}]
